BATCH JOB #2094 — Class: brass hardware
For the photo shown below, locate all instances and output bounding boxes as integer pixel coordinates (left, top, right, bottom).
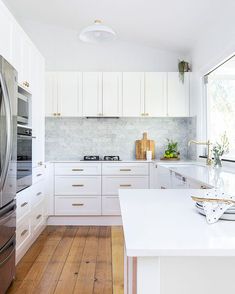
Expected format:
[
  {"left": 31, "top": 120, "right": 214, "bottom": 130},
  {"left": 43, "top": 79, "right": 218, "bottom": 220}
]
[
  {"left": 36, "top": 192, "right": 42, "bottom": 196},
  {"left": 145, "top": 113, "right": 149, "bottom": 116},
  {"left": 37, "top": 173, "right": 42, "bottom": 177},
  {"left": 23, "top": 81, "right": 29, "bottom": 88},
  {"left": 161, "top": 186, "right": 166, "bottom": 189},
  {"left": 72, "top": 184, "right": 84, "bottom": 187},
  {"left": 188, "top": 140, "right": 212, "bottom": 166},
  {"left": 53, "top": 113, "right": 57, "bottom": 116},
  {"left": 36, "top": 214, "right": 42, "bottom": 220},
  {"left": 72, "top": 169, "right": 84, "bottom": 171},
  {"left": 21, "top": 202, "right": 28, "bottom": 207},
  {"left": 72, "top": 203, "right": 84, "bottom": 206},
  {"left": 120, "top": 169, "right": 131, "bottom": 171},
  {"left": 21, "top": 229, "right": 28, "bottom": 237},
  {"left": 120, "top": 184, "right": 132, "bottom": 187},
  {"left": 57, "top": 113, "right": 61, "bottom": 116}
]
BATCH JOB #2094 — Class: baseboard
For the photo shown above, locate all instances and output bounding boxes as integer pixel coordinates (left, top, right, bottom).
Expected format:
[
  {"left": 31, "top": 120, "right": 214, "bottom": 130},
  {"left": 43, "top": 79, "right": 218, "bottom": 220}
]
[{"left": 47, "top": 215, "right": 123, "bottom": 226}]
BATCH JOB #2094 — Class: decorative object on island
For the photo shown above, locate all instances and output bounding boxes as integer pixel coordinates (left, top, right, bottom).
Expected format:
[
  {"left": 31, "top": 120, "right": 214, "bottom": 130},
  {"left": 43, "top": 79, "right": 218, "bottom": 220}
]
[
  {"left": 178, "top": 60, "right": 190, "bottom": 83},
  {"left": 212, "top": 132, "right": 229, "bottom": 167},
  {"left": 135, "top": 132, "right": 155, "bottom": 160},
  {"left": 161, "top": 139, "right": 180, "bottom": 160}
]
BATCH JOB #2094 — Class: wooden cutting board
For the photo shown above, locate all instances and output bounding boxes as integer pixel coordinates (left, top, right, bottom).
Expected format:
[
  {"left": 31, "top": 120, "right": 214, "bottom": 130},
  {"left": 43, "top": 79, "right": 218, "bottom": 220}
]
[{"left": 135, "top": 132, "right": 155, "bottom": 160}]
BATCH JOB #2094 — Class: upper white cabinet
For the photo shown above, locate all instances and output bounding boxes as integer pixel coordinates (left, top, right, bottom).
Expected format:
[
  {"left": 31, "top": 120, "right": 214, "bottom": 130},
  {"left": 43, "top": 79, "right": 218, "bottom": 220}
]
[
  {"left": 0, "top": 2, "right": 13, "bottom": 63},
  {"left": 82, "top": 72, "right": 102, "bottom": 117},
  {"left": 167, "top": 72, "right": 190, "bottom": 117},
  {"left": 144, "top": 72, "right": 167, "bottom": 117},
  {"left": 45, "top": 72, "right": 82, "bottom": 117},
  {"left": 122, "top": 72, "right": 144, "bottom": 117},
  {"left": 45, "top": 71, "right": 191, "bottom": 118},
  {"left": 102, "top": 72, "right": 122, "bottom": 117}
]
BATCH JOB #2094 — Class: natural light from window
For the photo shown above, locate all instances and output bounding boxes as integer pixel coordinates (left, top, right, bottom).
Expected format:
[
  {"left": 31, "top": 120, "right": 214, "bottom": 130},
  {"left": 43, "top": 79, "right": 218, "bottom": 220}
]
[{"left": 207, "top": 56, "right": 235, "bottom": 160}]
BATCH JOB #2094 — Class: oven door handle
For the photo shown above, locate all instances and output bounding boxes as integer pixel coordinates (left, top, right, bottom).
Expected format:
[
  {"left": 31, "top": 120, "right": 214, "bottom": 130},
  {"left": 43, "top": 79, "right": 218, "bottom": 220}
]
[
  {"left": 17, "top": 135, "right": 32, "bottom": 139},
  {"left": 0, "top": 72, "right": 12, "bottom": 191},
  {"left": 0, "top": 235, "right": 15, "bottom": 267},
  {"left": 0, "top": 200, "right": 16, "bottom": 220}
]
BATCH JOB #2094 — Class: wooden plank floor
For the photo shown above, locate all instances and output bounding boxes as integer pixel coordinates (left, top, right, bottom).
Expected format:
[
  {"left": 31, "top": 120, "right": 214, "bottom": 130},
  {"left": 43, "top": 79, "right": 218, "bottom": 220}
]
[{"left": 7, "top": 226, "right": 124, "bottom": 294}]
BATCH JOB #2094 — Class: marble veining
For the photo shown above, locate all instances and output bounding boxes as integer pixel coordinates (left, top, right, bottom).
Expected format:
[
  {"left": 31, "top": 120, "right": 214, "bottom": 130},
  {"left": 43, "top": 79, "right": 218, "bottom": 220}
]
[{"left": 45, "top": 117, "right": 197, "bottom": 161}]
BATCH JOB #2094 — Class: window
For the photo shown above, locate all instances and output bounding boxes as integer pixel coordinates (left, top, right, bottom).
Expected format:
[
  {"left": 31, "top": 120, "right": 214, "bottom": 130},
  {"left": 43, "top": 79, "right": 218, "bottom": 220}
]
[{"left": 206, "top": 56, "right": 235, "bottom": 160}]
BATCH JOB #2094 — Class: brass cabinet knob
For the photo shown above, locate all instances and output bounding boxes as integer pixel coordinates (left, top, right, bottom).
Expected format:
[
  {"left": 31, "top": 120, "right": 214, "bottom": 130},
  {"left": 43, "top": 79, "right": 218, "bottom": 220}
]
[
  {"left": 57, "top": 113, "right": 61, "bottom": 116},
  {"left": 53, "top": 113, "right": 57, "bottom": 116}
]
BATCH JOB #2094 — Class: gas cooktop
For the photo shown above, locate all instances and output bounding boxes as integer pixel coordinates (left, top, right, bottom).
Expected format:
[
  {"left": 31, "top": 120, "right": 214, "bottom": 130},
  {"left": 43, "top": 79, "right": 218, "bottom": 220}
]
[{"left": 82, "top": 155, "right": 121, "bottom": 161}]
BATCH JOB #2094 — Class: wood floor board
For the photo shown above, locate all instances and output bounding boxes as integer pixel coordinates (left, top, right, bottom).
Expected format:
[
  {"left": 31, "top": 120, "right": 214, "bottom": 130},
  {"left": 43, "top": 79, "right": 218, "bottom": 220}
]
[{"left": 8, "top": 226, "right": 124, "bottom": 294}]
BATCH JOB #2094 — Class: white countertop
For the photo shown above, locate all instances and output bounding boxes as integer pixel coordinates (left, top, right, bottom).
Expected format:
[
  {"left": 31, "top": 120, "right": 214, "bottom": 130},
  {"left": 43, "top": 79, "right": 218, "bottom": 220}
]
[{"left": 120, "top": 189, "right": 235, "bottom": 257}]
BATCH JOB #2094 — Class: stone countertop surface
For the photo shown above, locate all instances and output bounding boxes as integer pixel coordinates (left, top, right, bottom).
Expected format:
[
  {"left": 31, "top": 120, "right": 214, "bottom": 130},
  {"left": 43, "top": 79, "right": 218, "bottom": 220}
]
[{"left": 119, "top": 188, "right": 235, "bottom": 257}]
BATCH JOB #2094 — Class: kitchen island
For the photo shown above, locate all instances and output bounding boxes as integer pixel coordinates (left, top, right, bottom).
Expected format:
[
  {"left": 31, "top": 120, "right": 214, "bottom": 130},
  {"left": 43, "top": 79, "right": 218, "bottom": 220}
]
[{"left": 120, "top": 189, "right": 235, "bottom": 294}]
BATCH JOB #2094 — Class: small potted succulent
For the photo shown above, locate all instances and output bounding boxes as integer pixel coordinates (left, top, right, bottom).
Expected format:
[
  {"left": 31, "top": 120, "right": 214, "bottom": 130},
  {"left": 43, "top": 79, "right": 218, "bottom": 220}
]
[
  {"left": 162, "top": 139, "right": 180, "bottom": 160},
  {"left": 178, "top": 60, "right": 190, "bottom": 83},
  {"left": 212, "top": 132, "right": 229, "bottom": 167}
]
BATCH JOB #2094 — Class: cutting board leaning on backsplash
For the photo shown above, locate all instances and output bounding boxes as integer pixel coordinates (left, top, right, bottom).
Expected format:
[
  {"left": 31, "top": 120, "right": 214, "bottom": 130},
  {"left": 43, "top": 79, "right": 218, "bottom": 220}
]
[{"left": 136, "top": 132, "right": 155, "bottom": 160}]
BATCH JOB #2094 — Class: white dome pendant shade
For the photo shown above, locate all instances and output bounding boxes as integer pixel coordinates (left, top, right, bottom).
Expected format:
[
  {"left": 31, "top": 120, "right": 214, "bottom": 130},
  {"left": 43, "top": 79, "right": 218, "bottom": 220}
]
[{"left": 79, "top": 20, "right": 116, "bottom": 43}]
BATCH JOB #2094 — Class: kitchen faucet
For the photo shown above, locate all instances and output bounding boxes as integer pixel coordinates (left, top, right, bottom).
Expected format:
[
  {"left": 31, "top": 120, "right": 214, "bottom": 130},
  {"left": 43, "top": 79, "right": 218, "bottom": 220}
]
[{"left": 188, "top": 140, "right": 212, "bottom": 166}]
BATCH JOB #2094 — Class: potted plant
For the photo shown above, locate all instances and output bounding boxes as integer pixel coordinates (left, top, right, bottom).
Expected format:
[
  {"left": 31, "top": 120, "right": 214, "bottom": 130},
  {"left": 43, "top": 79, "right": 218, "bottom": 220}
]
[
  {"left": 212, "top": 132, "right": 229, "bottom": 167},
  {"left": 162, "top": 139, "right": 180, "bottom": 160},
  {"left": 178, "top": 60, "right": 190, "bottom": 83}
]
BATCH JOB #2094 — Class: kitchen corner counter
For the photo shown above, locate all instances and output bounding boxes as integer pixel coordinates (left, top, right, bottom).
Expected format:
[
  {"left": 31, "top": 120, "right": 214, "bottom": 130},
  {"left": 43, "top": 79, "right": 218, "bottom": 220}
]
[{"left": 120, "top": 189, "right": 235, "bottom": 257}]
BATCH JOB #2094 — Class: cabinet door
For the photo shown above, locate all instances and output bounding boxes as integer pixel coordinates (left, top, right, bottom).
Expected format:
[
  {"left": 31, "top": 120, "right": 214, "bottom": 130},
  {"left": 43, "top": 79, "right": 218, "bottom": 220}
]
[
  {"left": 57, "top": 72, "right": 82, "bottom": 117},
  {"left": 31, "top": 50, "right": 45, "bottom": 167},
  {"left": 82, "top": 72, "right": 102, "bottom": 117},
  {"left": 145, "top": 72, "right": 167, "bottom": 117},
  {"left": 21, "top": 38, "right": 32, "bottom": 90},
  {"left": 45, "top": 72, "right": 58, "bottom": 117},
  {"left": 167, "top": 72, "right": 190, "bottom": 117},
  {"left": 12, "top": 23, "right": 23, "bottom": 81},
  {"left": 0, "top": 2, "right": 13, "bottom": 63},
  {"left": 122, "top": 72, "right": 144, "bottom": 117},
  {"left": 102, "top": 72, "right": 122, "bottom": 117}
]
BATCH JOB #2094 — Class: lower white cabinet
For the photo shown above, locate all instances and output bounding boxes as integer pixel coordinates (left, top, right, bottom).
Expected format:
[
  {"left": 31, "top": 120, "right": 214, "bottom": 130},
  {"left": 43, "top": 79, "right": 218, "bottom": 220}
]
[
  {"left": 52, "top": 162, "right": 150, "bottom": 216},
  {"left": 55, "top": 196, "right": 101, "bottom": 215},
  {"left": 16, "top": 217, "right": 31, "bottom": 252},
  {"left": 102, "top": 196, "right": 121, "bottom": 215}
]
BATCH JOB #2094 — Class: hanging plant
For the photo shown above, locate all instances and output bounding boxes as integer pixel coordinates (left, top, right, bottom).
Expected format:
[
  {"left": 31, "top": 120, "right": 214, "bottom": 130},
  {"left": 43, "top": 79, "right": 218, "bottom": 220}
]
[{"left": 178, "top": 60, "right": 190, "bottom": 83}]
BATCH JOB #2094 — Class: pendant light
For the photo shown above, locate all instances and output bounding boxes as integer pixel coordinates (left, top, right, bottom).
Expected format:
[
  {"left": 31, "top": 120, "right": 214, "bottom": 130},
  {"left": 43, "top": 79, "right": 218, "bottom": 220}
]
[{"left": 79, "top": 20, "right": 116, "bottom": 43}]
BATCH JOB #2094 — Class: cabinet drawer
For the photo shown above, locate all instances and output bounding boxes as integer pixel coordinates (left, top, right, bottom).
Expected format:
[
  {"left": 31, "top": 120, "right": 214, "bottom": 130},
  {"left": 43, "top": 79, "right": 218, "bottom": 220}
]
[
  {"left": 102, "top": 176, "right": 149, "bottom": 195},
  {"left": 102, "top": 196, "right": 121, "bottom": 215},
  {"left": 31, "top": 202, "right": 44, "bottom": 233},
  {"left": 16, "top": 218, "right": 31, "bottom": 250},
  {"left": 33, "top": 166, "right": 45, "bottom": 184},
  {"left": 55, "top": 176, "right": 101, "bottom": 195},
  {"left": 102, "top": 162, "right": 149, "bottom": 175},
  {"left": 55, "top": 163, "right": 101, "bottom": 176},
  {"left": 31, "top": 181, "right": 45, "bottom": 207},
  {"left": 55, "top": 196, "right": 101, "bottom": 215},
  {"left": 16, "top": 188, "right": 31, "bottom": 222}
]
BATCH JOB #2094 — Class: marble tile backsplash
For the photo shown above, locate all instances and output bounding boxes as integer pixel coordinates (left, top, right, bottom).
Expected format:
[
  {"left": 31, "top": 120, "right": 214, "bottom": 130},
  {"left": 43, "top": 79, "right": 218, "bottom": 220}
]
[{"left": 45, "top": 117, "right": 197, "bottom": 161}]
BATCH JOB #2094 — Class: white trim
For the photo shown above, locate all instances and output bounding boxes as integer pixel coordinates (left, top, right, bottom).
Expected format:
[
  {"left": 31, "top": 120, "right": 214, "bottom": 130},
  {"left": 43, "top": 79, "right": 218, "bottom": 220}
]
[{"left": 47, "top": 215, "right": 122, "bottom": 226}]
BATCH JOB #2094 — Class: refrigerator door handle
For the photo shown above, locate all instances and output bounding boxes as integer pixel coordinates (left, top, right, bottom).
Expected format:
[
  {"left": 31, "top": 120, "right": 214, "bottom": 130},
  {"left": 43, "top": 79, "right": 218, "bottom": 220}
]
[{"left": 0, "top": 73, "right": 12, "bottom": 191}]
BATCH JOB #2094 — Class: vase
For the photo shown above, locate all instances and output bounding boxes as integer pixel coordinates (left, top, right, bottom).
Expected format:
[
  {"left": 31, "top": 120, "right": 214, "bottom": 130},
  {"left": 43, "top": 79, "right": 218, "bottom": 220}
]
[{"left": 214, "top": 154, "right": 222, "bottom": 167}]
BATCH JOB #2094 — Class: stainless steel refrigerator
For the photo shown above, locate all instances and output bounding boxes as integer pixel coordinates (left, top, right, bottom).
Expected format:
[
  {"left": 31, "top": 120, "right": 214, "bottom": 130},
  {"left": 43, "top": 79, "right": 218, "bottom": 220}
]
[{"left": 0, "top": 56, "right": 17, "bottom": 294}]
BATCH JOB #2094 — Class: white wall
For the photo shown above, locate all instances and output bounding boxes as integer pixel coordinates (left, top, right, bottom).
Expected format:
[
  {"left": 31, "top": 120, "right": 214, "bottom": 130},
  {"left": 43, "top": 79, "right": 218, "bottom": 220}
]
[{"left": 19, "top": 20, "right": 186, "bottom": 72}]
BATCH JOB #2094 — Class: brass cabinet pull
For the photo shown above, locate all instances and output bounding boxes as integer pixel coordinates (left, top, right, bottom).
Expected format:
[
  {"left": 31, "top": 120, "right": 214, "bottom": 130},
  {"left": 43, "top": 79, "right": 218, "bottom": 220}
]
[
  {"left": 72, "top": 203, "right": 84, "bottom": 206},
  {"left": 72, "top": 169, "right": 84, "bottom": 171},
  {"left": 120, "top": 169, "right": 131, "bottom": 171},
  {"left": 120, "top": 184, "right": 132, "bottom": 187},
  {"left": 53, "top": 113, "right": 57, "bottom": 116},
  {"left": 145, "top": 113, "right": 149, "bottom": 116},
  {"left": 21, "top": 229, "right": 28, "bottom": 237},
  {"left": 72, "top": 184, "right": 84, "bottom": 187},
  {"left": 161, "top": 186, "right": 166, "bottom": 189},
  {"left": 36, "top": 173, "right": 42, "bottom": 177},
  {"left": 36, "top": 192, "right": 42, "bottom": 196},
  {"left": 36, "top": 214, "right": 42, "bottom": 220},
  {"left": 21, "top": 202, "right": 28, "bottom": 207},
  {"left": 57, "top": 113, "right": 61, "bottom": 116},
  {"left": 23, "top": 81, "right": 29, "bottom": 88}
]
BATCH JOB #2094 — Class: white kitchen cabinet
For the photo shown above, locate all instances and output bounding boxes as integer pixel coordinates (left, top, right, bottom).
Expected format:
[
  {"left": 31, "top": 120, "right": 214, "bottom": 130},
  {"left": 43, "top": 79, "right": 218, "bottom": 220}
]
[
  {"left": 82, "top": 72, "right": 102, "bottom": 117},
  {"left": 145, "top": 72, "right": 167, "bottom": 117},
  {"left": 31, "top": 50, "right": 45, "bottom": 168},
  {"left": 0, "top": 2, "right": 13, "bottom": 63},
  {"left": 102, "top": 162, "right": 149, "bottom": 176},
  {"left": 45, "top": 72, "right": 58, "bottom": 116},
  {"left": 167, "top": 72, "right": 190, "bottom": 117},
  {"left": 55, "top": 162, "right": 101, "bottom": 176},
  {"left": 57, "top": 72, "right": 82, "bottom": 117},
  {"left": 102, "top": 72, "right": 122, "bottom": 117},
  {"left": 122, "top": 72, "right": 145, "bottom": 117}
]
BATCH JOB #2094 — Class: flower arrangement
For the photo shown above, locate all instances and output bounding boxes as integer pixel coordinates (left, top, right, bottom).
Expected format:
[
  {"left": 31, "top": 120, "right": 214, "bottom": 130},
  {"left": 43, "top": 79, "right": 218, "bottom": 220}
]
[{"left": 212, "top": 132, "right": 229, "bottom": 167}]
